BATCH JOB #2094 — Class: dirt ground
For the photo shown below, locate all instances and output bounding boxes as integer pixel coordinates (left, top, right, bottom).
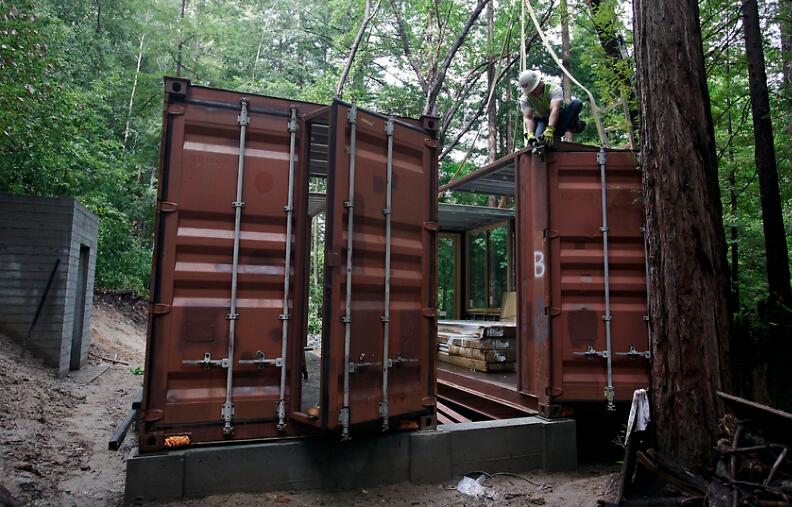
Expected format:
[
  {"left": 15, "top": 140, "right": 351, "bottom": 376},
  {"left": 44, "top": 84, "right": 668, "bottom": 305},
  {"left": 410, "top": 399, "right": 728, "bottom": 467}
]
[
  {"left": 0, "top": 295, "right": 617, "bottom": 507},
  {"left": 167, "top": 466, "right": 618, "bottom": 507}
]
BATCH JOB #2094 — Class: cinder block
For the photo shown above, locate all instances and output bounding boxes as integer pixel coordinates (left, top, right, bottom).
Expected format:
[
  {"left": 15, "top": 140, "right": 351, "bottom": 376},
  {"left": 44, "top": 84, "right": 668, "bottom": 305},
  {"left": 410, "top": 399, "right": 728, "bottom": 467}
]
[
  {"left": 183, "top": 434, "right": 411, "bottom": 498},
  {"left": 409, "top": 429, "right": 452, "bottom": 483},
  {"left": 125, "top": 450, "right": 186, "bottom": 505},
  {"left": 445, "top": 417, "right": 546, "bottom": 476},
  {"left": 125, "top": 417, "right": 576, "bottom": 503},
  {"left": 542, "top": 418, "right": 577, "bottom": 472}
]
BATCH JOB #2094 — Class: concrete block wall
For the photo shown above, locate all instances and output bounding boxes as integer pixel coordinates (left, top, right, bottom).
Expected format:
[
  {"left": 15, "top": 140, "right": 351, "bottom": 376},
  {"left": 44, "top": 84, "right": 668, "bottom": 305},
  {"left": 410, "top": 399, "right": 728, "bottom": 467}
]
[
  {"left": 0, "top": 193, "right": 99, "bottom": 376},
  {"left": 125, "top": 417, "right": 578, "bottom": 504}
]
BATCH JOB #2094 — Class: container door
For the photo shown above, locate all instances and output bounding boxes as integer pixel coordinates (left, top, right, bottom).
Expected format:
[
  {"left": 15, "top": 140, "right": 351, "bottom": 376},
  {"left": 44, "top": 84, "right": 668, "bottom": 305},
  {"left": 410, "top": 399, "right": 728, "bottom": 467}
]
[
  {"left": 321, "top": 101, "right": 437, "bottom": 436},
  {"left": 547, "top": 149, "right": 649, "bottom": 406},
  {"left": 140, "top": 79, "right": 310, "bottom": 451}
]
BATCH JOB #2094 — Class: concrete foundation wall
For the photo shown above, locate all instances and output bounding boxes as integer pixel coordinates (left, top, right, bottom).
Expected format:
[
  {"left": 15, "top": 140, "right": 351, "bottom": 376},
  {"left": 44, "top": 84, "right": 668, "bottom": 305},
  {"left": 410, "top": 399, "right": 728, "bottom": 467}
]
[
  {"left": 0, "top": 193, "right": 99, "bottom": 376},
  {"left": 125, "top": 417, "right": 577, "bottom": 504}
]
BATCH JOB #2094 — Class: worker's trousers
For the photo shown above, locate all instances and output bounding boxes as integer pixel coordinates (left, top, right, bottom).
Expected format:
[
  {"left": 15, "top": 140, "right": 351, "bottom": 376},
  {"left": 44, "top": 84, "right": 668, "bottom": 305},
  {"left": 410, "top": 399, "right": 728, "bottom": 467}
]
[{"left": 535, "top": 99, "right": 584, "bottom": 137}]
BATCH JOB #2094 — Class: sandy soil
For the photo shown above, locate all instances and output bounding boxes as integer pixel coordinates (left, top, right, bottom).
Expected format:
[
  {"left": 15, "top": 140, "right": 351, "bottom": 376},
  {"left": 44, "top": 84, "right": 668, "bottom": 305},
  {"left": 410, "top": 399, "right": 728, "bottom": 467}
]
[
  {"left": 168, "top": 466, "right": 618, "bottom": 506},
  {"left": 0, "top": 298, "right": 146, "bottom": 507},
  {"left": 0, "top": 295, "right": 616, "bottom": 507}
]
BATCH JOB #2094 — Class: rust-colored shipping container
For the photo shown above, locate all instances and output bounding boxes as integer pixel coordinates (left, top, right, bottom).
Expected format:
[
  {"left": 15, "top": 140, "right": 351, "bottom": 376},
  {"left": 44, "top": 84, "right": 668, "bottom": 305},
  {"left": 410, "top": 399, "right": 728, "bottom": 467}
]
[
  {"left": 139, "top": 78, "right": 438, "bottom": 451},
  {"left": 438, "top": 145, "right": 650, "bottom": 417}
]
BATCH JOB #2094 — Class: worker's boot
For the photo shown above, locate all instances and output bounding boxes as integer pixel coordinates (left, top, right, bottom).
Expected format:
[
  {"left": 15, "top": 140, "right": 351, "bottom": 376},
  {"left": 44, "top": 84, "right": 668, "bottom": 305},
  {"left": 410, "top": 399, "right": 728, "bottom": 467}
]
[{"left": 572, "top": 120, "right": 586, "bottom": 134}]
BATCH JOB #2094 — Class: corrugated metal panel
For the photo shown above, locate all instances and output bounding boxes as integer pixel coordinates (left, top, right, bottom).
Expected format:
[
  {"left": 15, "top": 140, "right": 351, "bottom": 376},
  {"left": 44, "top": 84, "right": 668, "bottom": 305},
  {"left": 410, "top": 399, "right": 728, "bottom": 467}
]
[
  {"left": 547, "top": 150, "right": 649, "bottom": 404},
  {"left": 437, "top": 146, "right": 649, "bottom": 416},
  {"left": 321, "top": 102, "right": 437, "bottom": 432},
  {"left": 140, "top": 78, "right": 319, "bottom": 450},
  {"left": 516, "top": 148, "right": 649, "bottom": 414},
  {"left": 438, "top": 203, "right": 513, "bottom": 232},
  {"left": 140, "top": 80, "right": 436, "bottom": 450}
]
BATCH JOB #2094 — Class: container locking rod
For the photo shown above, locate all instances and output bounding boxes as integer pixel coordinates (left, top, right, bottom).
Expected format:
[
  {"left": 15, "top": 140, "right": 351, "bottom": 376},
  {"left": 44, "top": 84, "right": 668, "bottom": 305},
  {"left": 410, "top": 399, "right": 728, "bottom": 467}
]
[
  {"left": 597, "top": 146, "right": 615, "bottom": 411},
  {"left": 380, "top": 117, "right": 395, "bottom": 431},
  {"left": 221, "top": 97, "right": 250, "bottom": 435},
  {"left": 275, "top": 106, "right": 299, "bottom": 432},
  {"left": 340, "top": 104, "right": 358, "bottom": 441}
]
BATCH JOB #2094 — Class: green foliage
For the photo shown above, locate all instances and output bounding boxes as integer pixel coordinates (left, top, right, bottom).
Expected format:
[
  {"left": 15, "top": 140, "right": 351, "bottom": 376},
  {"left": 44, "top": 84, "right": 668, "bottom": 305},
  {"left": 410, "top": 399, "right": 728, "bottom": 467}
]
[{"left": 1, "top": 0, "right": 788, "bottom": 328}]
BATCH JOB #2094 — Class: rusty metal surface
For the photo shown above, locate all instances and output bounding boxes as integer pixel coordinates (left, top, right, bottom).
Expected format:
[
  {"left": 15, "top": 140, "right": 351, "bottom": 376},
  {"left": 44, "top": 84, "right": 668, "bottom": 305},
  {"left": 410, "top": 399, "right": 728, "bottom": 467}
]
[
  {"left": 321, "top": 102, "right": 437, "bottom": 430},
  {"left": 439, "top": 146, "right": 649, "bottom": 417},
  {"left": 545, "top": 150, "right": 648, "bottom": 404},
  {"left": 140, "top": 81, "right": 436, "bottom": 451}
]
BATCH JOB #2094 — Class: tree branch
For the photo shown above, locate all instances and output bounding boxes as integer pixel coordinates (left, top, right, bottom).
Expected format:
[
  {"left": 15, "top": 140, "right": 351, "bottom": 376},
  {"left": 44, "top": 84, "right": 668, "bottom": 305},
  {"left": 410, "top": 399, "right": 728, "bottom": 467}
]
[
  {"left": 389, "top": 0, "right": 429, "bottom": 92},
  {"left": 439, "top": 54, "right": 519, "bottom": 160},
  {"left": 336, "top": 0, "right": 380, "bottom": 99},
  {"left": 424, "top": 0, "right": 492, "bottom": 115}
]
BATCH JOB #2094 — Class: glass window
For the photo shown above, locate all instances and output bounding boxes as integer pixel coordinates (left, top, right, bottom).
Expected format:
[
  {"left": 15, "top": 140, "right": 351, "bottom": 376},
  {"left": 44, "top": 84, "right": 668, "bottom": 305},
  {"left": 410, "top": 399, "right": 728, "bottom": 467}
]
[{"left": 437, "top": 236, "right": 458, "bottom": 319}]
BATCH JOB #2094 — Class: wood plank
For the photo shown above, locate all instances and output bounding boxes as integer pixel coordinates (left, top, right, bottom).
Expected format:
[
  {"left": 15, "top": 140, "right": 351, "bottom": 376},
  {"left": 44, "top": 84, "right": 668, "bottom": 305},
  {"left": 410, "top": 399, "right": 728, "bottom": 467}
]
[
  {"left": 437, "top": 352, "right": 515, "bottom": 372},
  {"left": 447, "top": 344, "right": 516, "bottom": 362}
]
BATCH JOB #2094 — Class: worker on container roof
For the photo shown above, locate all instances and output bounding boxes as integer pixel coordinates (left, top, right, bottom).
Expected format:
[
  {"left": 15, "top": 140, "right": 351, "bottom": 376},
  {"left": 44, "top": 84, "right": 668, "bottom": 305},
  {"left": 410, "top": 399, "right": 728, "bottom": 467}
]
[{"left": 518, "top": 70, "right": 585, "bottom": 148}]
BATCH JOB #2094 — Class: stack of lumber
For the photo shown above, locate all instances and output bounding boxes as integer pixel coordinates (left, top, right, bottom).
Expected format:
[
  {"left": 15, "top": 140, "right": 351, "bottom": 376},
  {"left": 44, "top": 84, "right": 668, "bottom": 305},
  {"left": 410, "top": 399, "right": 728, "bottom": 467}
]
[{"left": 436, "top": 320, "right": 516, "bottom": 372}]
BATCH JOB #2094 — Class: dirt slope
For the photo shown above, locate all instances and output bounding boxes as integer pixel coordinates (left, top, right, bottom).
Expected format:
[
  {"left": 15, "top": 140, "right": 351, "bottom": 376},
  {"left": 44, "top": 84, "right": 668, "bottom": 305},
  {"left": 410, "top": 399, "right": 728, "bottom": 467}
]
[{"left": 0, "top": 298, "right": 146, "bottom": 507}]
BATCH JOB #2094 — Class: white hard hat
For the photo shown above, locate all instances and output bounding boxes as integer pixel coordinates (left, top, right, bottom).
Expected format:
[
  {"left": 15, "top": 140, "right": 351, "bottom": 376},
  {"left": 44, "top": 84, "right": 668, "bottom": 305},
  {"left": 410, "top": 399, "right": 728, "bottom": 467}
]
[{"left": 518, "top": 70, "right": 541, "bottom": 93}]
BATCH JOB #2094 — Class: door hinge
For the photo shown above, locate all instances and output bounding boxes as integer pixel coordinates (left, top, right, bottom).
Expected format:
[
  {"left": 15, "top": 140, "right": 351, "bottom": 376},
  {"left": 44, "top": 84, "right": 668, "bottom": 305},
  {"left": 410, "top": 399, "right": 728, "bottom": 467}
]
[
  {"left": 543, "top": 228, "right": 560, "bottom": 240},
  {"left": 143, "top": 409, "right": 164, "bottom": 422},
  {"left": 544, "top": 306, "right": 561, "bottom": 317},
  {"left": 158, "top": 201, "right": 179, "bottom": 213},
  {"left": 167, "top": 105, "right": 185, "bottom": 116},
  {"left": 325, "top": 251, "right": 342, "bottom": 267},
  {"left": 151, "top": 303, "right": 171, "bottom": 315},
  {"left": 545, "top": 386, "right": 563, "bottom": 397},
  {"left": 422, "top": 307, "right": 437, "bottom": 318}
]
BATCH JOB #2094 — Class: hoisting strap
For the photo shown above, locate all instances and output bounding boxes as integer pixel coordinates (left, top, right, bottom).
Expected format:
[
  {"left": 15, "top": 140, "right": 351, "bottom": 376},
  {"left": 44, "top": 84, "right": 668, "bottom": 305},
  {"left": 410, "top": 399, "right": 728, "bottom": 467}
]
[{"left": 523, "top": 0, "right": 609, "bottom": 147}]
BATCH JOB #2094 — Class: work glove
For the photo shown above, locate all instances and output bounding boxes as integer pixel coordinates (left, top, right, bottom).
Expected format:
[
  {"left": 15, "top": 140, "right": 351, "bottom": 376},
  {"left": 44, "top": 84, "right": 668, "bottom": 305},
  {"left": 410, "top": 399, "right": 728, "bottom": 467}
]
[
  {"left": 524, "top": 132, "right": 537, "bottom": 146},
  {"left": 542, "top": 125, "right": 555, "bottom": 147}
]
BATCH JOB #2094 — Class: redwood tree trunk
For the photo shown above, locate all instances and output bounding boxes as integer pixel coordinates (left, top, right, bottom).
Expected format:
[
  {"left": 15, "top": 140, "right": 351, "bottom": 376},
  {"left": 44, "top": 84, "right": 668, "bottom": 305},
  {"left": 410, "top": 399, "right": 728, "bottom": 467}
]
[
  {"left": 633, "top": 0, "right": 731, "bottom": 469},
  {"left": 742, "top": 0, "right": 792, "bottom": 305}
]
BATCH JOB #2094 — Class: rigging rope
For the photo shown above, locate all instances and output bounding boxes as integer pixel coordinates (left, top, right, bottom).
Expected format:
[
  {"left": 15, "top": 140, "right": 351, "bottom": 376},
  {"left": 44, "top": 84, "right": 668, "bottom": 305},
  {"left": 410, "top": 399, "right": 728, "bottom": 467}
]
[{"left": 523, "top": 0, "right": 609, "bottom": 147}]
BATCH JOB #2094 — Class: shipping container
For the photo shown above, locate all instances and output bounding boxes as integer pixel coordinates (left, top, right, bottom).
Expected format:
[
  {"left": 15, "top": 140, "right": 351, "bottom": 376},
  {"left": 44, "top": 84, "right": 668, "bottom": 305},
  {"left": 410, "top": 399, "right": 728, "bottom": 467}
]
[
  {"left": 138, "top": 78, "right": 438, "bottom": 452},
  {"left": 437, "top": 144, "right": 650, "bottom": 418}
]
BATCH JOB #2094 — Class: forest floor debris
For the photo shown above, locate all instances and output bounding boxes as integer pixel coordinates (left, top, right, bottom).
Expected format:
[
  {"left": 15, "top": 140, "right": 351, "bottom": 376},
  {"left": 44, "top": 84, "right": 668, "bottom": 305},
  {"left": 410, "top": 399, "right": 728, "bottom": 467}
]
[{"left": 600, "top": 393, "right": 792, "bottom": 506}]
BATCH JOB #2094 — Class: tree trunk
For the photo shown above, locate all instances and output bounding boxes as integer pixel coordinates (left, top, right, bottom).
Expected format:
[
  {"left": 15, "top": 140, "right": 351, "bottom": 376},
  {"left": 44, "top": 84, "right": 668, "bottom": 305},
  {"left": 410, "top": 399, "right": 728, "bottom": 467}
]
[
  {"left": 782, "top": 0, "right": 791, "bottom": 148},
  {"left": 176, "top": 0, "right": 187, "bottom": 77},
  {"left": 486, "top": 0, "right": 496, "bottom": 163},
  {"left": 125, "top": 33, "right": 145, "bottom": 155},
  {"left": 252, "top": 32, "right": 264, "bottom": 83},
  {"left": 506, "top": 84, "right": 514, "bottom": 154},
  {"left": 336, "top": 0, "right": 376, "bottom": 99},
  {"left": 742, "top": 0, "right": 792, "bottom": 305},
  {"left": 633, "top": 0, "right": 731, "bottom": 470},
  {"left": 560, "top": 0, "right": 572, "bottom": 142},
  {"left": 485, "top": 0, "right": 497, "bottom": 208},
  {"left": 95, "top": 0, "right": 101, "bottom": 32}
]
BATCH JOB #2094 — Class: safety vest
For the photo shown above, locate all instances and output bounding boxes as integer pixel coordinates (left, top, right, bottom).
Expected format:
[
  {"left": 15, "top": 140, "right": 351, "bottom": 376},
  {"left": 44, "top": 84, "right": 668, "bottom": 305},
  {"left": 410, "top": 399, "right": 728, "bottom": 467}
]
[{"left": 521, "top": 82, "right": 561, "bottom": 119}]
